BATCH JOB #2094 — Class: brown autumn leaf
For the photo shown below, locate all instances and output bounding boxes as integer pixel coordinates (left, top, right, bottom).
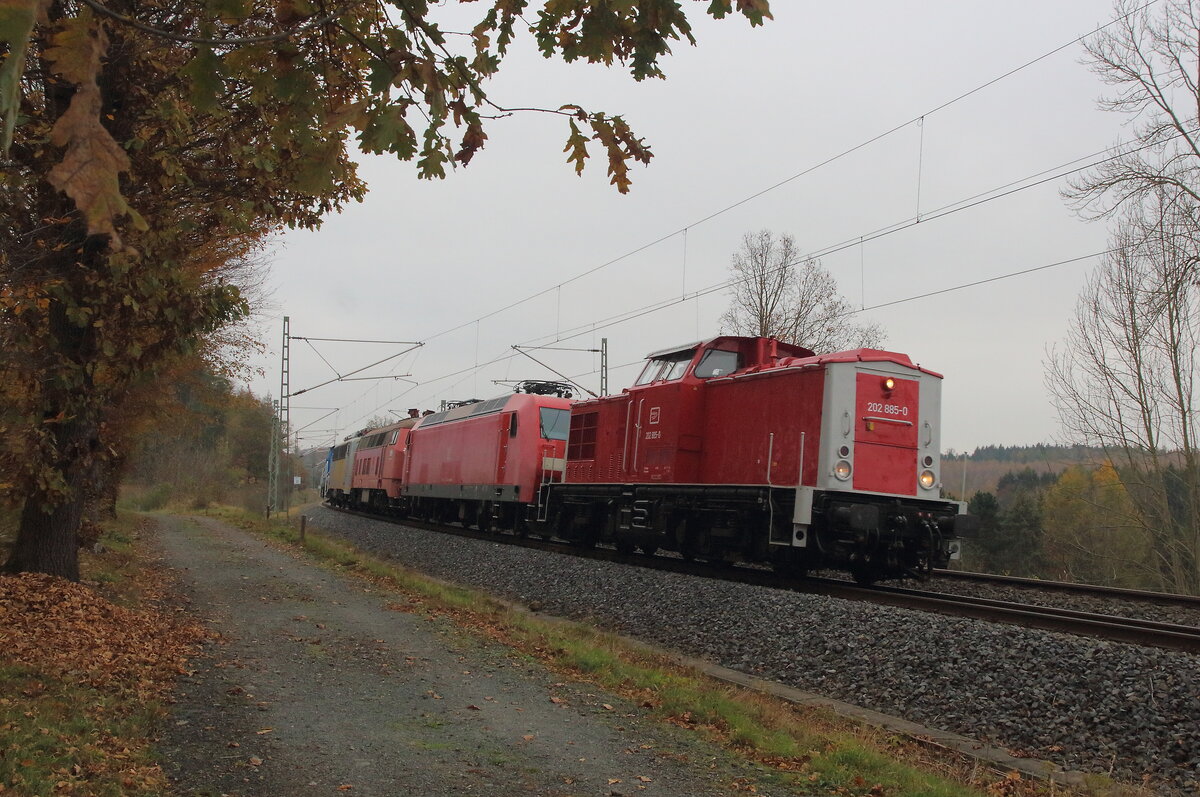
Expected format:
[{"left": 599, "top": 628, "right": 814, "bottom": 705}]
[{"left": 43, "top": 15, "right": 137, "bottom": 248}]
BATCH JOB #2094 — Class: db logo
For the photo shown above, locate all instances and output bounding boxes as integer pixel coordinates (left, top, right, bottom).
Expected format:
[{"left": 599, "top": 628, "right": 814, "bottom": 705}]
[{"left": 649, "top": 406, "right": 661, "bottom": 425}]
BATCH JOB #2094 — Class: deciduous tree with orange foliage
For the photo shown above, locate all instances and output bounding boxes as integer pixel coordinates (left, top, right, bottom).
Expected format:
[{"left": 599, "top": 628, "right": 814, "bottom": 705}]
[{"left": 0, "top": 0, "right": 773, "bottom": 579}]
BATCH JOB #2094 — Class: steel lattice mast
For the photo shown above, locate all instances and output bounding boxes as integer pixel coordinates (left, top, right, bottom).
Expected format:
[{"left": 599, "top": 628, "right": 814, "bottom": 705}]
[{"left": 267, "top": 317, "right": 291, "bottom": 517}]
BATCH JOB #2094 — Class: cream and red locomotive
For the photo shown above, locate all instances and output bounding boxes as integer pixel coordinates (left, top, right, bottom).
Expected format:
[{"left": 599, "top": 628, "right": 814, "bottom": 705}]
[{"left": 325, "top": 336, "right": 971, "bottom": 583}]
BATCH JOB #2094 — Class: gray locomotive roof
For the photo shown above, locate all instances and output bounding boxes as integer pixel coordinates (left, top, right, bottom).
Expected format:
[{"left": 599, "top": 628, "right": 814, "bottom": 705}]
[{"left": 643, "top": 339, "right": 705, "bottom": 359}]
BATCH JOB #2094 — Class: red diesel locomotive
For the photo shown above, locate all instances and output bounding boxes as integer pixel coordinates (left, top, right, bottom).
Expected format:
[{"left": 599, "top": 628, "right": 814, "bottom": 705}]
[
  {"left": 550, "top": 335, "right": 970, "bottom": 582},
  {"left": 325, "top": 336, "right": 971, "bottom": 583}
]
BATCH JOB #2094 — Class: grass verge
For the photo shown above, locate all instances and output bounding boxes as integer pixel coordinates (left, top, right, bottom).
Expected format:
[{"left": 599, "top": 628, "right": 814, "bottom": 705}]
[{"left": 196, "top": 504, "right": 1144, "bottom": 797}]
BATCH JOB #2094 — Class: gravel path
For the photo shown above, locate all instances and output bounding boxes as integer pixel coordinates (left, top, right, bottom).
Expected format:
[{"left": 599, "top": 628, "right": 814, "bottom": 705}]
[
  {"left": 306, "top": 506, "right": 1200, "bottom": 795},
  {"left": 153, "top": 514, "right": 795, "bottom": 796}
]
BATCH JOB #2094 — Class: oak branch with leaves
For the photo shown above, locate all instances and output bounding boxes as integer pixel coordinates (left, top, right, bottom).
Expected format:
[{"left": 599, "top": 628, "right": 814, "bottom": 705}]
[{"left": 0, "top": 0, "right": 771, "bottom": 579}]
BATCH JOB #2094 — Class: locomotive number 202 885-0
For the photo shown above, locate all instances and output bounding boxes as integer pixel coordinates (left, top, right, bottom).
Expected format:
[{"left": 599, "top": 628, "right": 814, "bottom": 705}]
[{"left": 866, "top": 402, "right": 909, "bottom": 417}]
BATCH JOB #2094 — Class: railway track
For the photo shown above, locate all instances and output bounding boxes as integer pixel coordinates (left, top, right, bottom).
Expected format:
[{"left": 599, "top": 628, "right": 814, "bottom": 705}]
[
  {"left": 932, "top": 567, "right": 1200, "bottom": 608},
  {"left": 321, "top": 505, "right": 1200, "bottom": 654}
]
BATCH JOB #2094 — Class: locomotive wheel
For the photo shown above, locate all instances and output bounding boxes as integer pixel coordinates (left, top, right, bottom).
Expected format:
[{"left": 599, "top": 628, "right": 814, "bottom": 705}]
[
  {"left": 850, "top": 564, "right": 879, "bottom": 586},
  {"left": 637, "top": 545, "right": 658, "bottom": 556},
  {"left": 772, "top": 559, "right": 808, "bottom": 579},
  {"left": 478, "top": 502, "right": 496, "bottom": 534},
  {"left": 673, "top": 516, "right": 698, "bottom": 561},
  {"left": 614, "top": 539, "right": 636, "bottom": 556}
]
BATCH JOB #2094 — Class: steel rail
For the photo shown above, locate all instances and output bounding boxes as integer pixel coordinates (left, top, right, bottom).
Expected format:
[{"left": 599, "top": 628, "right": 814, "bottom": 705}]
[
  {"left": 932, "top": 568, "right": 1200, "bottom": 608},
  {"left": 856, "top": 584, "right": 1200, "bottom": 653},
  {"left": 321, "top": 505, "right": 1200, "bottom": 654}
]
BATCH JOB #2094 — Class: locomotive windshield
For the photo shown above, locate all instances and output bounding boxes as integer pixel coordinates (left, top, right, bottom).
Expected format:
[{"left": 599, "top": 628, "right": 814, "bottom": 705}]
[
  {"left": 634, "top": 349, "right": 694, "bottom": 385},
  {"left": 539, "top": 407, "right": 570, "bottom": 441},
  {"left": 694, "top": 349, "right": 740, "bottom": 378}
]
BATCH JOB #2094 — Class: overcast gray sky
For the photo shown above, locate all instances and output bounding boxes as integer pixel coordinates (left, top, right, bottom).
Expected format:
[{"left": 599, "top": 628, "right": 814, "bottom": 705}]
[{"left": 249, "top": 0, "right": 1128, "bottom": 455}]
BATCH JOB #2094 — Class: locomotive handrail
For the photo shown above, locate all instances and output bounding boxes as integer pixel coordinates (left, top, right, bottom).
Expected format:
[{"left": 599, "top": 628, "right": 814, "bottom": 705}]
[
  {"left": 861, "top": 416, "right": 914, "bottom": 426},
  {"left": 632, "top": 399, "right": 644, "bottom": 474},
  {"left": 621, "top": 401, "right": 632, "bottom": 473}
]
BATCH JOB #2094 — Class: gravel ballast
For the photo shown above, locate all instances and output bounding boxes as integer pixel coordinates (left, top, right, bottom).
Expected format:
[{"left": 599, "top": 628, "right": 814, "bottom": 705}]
[{"left": 309, "top": 506, "right": 1200, "bottom": 794}]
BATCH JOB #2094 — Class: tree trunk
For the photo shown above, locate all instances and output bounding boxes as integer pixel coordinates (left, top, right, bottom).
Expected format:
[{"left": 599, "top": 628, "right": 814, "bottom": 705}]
[
  {"left": 5, "top": 489, "right": 83, "bottom": 581},
  {"left": 3, "top": 414, "right": 99, "bottom": 581}
]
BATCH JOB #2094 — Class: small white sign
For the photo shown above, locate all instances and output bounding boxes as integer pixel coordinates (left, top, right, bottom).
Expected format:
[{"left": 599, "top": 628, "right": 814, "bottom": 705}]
[{"left": 293, "top": 476, "right": 302, "bottom": 486}]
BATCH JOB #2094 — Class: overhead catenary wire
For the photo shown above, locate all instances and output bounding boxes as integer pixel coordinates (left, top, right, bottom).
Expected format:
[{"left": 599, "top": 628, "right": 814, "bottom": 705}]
[
  {"left": 500, "top": 129, "right": 1180, "bottom": 355},
  {"left": 341, "top": 122, "right": 1161, "bottom": 429},
  {"left": 357, "top": 242, "right": 1111, "bottom": 427},
  {"left": 327, "top": 2, "right": 1162, "bottom": 431},
  {"left": 557, "top": 248, "right": 1118, "bottom": 385},
  {"left": 408, "top": 0, "right": 1157, "bottom": 350}
]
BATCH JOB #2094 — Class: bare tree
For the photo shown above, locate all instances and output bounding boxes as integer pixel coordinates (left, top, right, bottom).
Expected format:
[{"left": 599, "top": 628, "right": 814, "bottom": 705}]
[
  {"left": 1067, "top": 0, "right": 1200, "bottom": 218},
  {"left": 1046, "top": 192, "right": 1200, "bottom": 594},
  {"left": 720, "top": 230, "right": 884, "bottom": 353},
  {"left": 1049, "top": 0, "right": 1200, "bottom": 594}
]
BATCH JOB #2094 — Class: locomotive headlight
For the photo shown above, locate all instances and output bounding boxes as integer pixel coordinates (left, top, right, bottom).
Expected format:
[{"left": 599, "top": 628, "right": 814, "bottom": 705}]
[
  {"left": 882, "top": 377, "right": 896, "bottom": 392},
  {"left": 919, "top": 469, "right": 936, "bottom": 489},
  {"left": 834, "top": 460, "right": 853, "bottom": 481}
]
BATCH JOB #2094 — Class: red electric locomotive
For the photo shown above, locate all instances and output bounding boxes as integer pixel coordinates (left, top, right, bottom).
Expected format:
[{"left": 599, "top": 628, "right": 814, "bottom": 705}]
[
  {"left": 544, "top": 335, "right": 971, "bottom": 583},
  {"left": 397, "top": 386, "right": 572, "bottom": 529},
  {"left": 325, "top": 386, "right": 573, "bottom": 528}
]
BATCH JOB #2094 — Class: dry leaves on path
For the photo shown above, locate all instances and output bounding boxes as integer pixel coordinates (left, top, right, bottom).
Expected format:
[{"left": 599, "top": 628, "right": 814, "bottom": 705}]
[{"left": 0, "top": 571, "right": 207, "bottom": 699}]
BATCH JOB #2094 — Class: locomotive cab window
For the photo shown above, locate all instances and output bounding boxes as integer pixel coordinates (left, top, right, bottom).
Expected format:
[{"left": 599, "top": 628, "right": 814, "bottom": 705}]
[
  {"left": 634, "top": 349, "right": 694, "bottom": 385},
  {"left": 694, "top": 349, "right": 740, "bottom": 378},
  {"left": 634, "top": 359, "right": 663, "bottom": 386},
  {"left": 539, "top": 408, "right": 570, "bottom": 441}
]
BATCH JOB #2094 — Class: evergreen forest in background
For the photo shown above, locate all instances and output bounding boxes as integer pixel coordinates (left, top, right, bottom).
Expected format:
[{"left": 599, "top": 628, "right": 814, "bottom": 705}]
[{"left": 944, "top": 447, "right": 1184, "bottom": 591}]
